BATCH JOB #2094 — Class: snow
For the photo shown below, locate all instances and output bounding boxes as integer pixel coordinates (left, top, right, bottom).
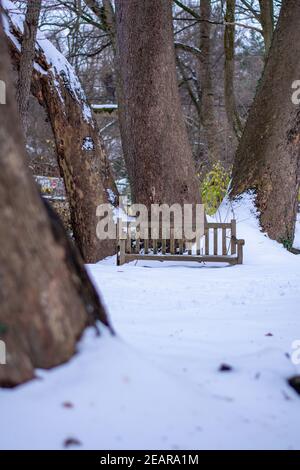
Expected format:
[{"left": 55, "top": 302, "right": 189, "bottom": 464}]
[
  {"left": 2, "top": 0, "right": 24, "bottom": 31},
  {"left": 174, "top": 42, "right": 202, "bottom": 56},
  {"left": 106, "top": 188, "right": 117, "bottom": 205},
  {"left": 294, "top": 212, "right": 300, "bottom": 250},
  {"left": 82, "top": 137, "right": 94, "bottom": 151},
  {"left": 92, "top": 104, "right": 118, "bottom": 110},
  {"left": 0, "top": 195, "right": 300, "bottom": 450},
  {"left": 36, "top": 36, "right": 93, "bottom": 123}
]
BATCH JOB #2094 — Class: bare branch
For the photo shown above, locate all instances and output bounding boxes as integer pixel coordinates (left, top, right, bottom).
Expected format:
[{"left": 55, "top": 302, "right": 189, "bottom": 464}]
[
  {"left": 174, "top": 42, "right": 202, "bottom": 58},
  {"left": 173, "top": 1, "right": 262, "bottom": 34}
]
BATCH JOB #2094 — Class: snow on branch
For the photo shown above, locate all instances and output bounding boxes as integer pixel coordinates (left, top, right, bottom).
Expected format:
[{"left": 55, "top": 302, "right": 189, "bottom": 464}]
[
  {"left": 174, "top": 42, "right": 202, "bottom": 58},
  {"left": 91, "top": 103, "right": 118, "bottom": 114}
]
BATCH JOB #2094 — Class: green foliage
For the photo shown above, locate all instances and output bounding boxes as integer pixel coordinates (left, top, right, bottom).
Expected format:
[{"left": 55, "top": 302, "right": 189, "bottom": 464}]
[
  {"left": 200, "top": 162, "right": 231, "bottom": 216},
  {"left": 280, "top": 235, "right": 294, "bottom": 252}
]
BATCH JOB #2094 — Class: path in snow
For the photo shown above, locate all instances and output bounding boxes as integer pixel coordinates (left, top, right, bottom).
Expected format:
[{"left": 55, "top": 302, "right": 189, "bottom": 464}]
[{"left": 0, "top": 197, "right": 300, "bottom": 449}]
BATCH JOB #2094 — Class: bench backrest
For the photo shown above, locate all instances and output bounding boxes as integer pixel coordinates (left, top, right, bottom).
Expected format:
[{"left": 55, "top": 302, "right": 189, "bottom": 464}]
[{"left": 117, "top": 219, "right": 237, "bottom": 257}]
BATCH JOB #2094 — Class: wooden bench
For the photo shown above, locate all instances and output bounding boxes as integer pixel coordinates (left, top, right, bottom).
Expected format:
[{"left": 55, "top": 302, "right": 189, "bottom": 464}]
[{"left": 117, "top": 219, "right": 245, "bottom": 266}]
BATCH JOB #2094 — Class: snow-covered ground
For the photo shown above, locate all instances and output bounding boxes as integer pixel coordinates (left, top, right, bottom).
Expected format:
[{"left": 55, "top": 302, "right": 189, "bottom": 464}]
[
  {"left": 294, "top": 212, "right": 300, "bottom": 249},
  {"left": 1, "top": 196, "right": 300, "bottom": 450}
]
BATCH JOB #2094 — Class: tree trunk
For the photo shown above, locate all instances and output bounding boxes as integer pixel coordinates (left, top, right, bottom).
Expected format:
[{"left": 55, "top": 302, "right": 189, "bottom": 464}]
[
  {"left": 16, "top": 0, "right": 41, "bottom": 133},
  {"left": 115, "top": 0, "right": 200, "bottom": 207},
  {"left": 258, "top": 0, "right": 274, "bottom": 55},
  {"left": 224, "top": 0, "right": 243, "bottom": 141},
  {"left": 88, "top": 0, "right": 136, "bottom": 204},
  {"left": 198, "top": 0, "right": 219, "bottom": 164},
  {"left": 230, "top": 0, "right": 300, "bottom": 245},
  {"left": 4, "top": 4, "right": 117, "bottom": 263},
  {"left": 0, "top": 14, "right": 112, "bottom": 388}
]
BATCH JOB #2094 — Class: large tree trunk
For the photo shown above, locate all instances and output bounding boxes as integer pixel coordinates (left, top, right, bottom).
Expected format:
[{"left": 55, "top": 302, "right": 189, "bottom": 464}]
[
  {"left": 224, "top": 0, "right": 243, "bottom": 141},
  {"left": 230, "top": 0, "right": 300, "bottom": 245},
  {"left": 258, "top": 0, "right": 274, "bottom": 55},
  {"left": 198, "top": 0, "right": 219, "bottom": 164},
  {"left": 115, "top": 0, "right": 200, "bottom": 207},
  {"left": 16, "top": 0, "right": 41, "bottom": 133},
  {"left": 0, "top": 13, "right": 112, "bottom": 388},
  {"left": 3, "top": 3, "right": 117, "bottom": 263}
]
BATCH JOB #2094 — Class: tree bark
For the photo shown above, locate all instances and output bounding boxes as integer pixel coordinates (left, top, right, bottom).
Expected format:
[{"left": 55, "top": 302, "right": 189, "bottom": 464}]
[
  {"left": 0, "top": 13, "right": 112, "bottom": 388},
  {"left": 115, "top": 0, "right": 200, "bottom": 207},
  {"left": 230, "top": 0, "right": 300, "bottom": 245},
  {"left": 4, "top": 4, "right": 118, "bottom": 263},
  {"left": 198, "top": 0, "right": 219, "bottom": 164},
  {"left": 83, "top": 0, "right": 134, "bottom": 206},
  {"left": 224, "top": 0, "right": 243, "bottom": 141},
  {"left": 258, "top": 0, "right": 274, "bottom": 55},
  {"left": 17, "top": 0, "right": 41, "bottom": 133}
]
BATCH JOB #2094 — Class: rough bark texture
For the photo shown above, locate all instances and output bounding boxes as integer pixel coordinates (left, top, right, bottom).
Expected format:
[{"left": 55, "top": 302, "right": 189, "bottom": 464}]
[
  {"left": 230, "top": 0, "right": 300, "bottom": 244},
  {"left": 115, "top": 0, "right": 200, "bottom": 207},
  {"left": 4, "top": 4, "right": 117, "bottom": 263},
  {"left": 16, "top": 0, "right": 41, "bottom": 133},
  {"left": 83, "top": 0, "right": 130, "bottom": 192},
  {"left": 259, "top": 0, "right": 274, "bottom": 55},
  {"left": 0, "top": 15, "right": 112, "bottom": 388},
  {"left": 198, "top": 0, "right": 219, "bottom": 164},
  {"left": 224, "top": 0, "right": 243, "bottom": 141}
]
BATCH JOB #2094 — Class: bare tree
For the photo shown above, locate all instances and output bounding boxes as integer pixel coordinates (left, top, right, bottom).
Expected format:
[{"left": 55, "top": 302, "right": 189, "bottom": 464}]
[
  {"left": 230, "top": 0, "right": 300, "bottom": 246},
  {"left": 198, "top": 0, "right": 220, "bottom": 164},
  {"left": 0, "top": 12, "right": 112, "bottom": 387},
  {"left": 4, "top": 4, "right": 118, "bottom": 263},
  {"left": 224, "top": 0, "right": 243, "bottom": 140},
  {"left": 258, "top": 0, "right": 274, "bottom": 55},
  {"left": 17, "top": 0, "right": 42, "bottom": 133}
]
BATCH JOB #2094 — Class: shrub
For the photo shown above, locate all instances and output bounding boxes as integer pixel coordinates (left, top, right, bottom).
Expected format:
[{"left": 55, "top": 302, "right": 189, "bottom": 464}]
[{"left": 200, "top": 162, "right": 231, "bottom": 216}]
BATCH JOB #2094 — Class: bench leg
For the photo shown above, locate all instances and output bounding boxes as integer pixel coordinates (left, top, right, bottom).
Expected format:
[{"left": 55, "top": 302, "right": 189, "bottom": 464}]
[{"left": 237, "top": 241, "right": 244, "bottom": 264}]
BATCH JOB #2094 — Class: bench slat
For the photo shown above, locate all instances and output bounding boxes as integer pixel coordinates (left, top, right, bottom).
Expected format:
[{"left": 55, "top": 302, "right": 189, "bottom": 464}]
[
  {"left": 116, "top": 218, "right": 244, "bottom": 266},
  {"left": 205, "top": 228, "right": 209, "bottom": 255},
  {"left": 214, "top": 228, "right": 218, "bottom": 255},
  {"left": 135, "top": 232, "right": 140, "bottom": 254},
  {"left": 206, "top": 222, "right": 231, "bottom": 229},
  {"left": 196, "top": 235, "right": 201, "bottom": 256},
  {"left": 222, "top": 228, "right": 227, "bottom": 255},
  {"left": 124, "top": 254, "right": 237, "bottom": 265},
  {"left": 126, "top": 232, "right": 131, "bottom": 254},
  {"left": 170, "top": 228, "right": 175, "bottom": 254}
]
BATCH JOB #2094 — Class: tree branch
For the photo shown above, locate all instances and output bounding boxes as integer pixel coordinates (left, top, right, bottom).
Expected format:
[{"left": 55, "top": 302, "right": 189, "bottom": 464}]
[
  {"left": 174, "top": 42, "right": 202, "bottom": 58},
  {"left": 173, "top": 1, "right": 262, "bottom": 34}
]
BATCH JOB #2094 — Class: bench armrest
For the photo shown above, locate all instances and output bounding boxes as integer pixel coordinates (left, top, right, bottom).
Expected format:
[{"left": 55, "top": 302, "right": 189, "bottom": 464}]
[{"left": 231, "top": 236, "right": 245, "bottom": 264}]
